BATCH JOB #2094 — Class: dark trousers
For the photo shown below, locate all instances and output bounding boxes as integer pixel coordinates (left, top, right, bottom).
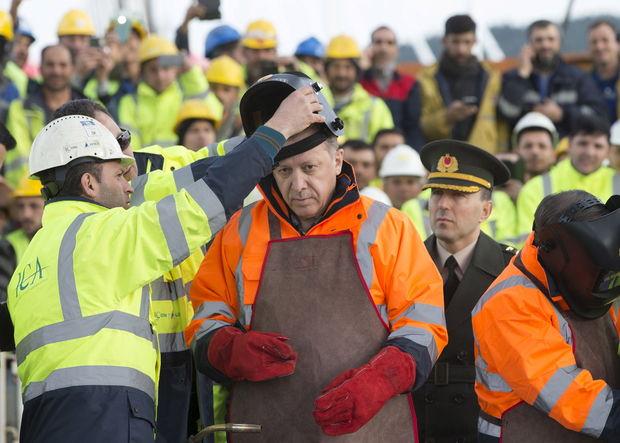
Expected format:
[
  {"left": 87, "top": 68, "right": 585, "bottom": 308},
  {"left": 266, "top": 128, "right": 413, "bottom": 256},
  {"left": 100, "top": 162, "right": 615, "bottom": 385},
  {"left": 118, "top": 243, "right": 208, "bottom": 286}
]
[
  {"left": 20, "top": 385, "right": 155, "bottom": 443},
  {"left": 156, "top": 350, "right": 193, "bottom": 443}
]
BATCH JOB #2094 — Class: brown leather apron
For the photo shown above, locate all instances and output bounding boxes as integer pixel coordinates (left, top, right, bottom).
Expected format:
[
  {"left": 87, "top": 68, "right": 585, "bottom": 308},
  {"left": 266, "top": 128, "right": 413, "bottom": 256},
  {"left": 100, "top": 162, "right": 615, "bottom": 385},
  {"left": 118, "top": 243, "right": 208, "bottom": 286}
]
[
  {"left": 229, "top": 232, "right": 416, "bottom": 442},
  {"left": 501, "top": 311, "right": 620, "bottom": 443}
]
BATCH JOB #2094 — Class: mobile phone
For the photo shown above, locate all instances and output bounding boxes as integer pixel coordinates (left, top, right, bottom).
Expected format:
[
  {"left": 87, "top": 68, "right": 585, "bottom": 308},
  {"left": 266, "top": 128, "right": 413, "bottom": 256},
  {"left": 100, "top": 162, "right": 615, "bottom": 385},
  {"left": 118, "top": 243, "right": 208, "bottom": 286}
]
[
  {"left": 198, "top": 0, "right": 222, "bottom": 20},
  {"left": 90, "top": 37, "right": 102, "bottom": 48},
  {"left": 461, "top": 96, "right": 478, "bottom": 106},
  {"left": 500, "top": 157, "right": 525, "bottom": 182}
]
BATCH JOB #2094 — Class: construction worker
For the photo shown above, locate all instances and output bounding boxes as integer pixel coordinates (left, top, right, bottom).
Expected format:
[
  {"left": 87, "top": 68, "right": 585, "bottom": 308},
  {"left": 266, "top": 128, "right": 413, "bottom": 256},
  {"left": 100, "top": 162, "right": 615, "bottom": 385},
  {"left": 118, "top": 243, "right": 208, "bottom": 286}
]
[
  {"left": 4, "top": 44, "right": 84, "bottom": 188},
  {"left": 57, "top": 9, "right": 98, "bottom": 87},
  {"left": 174, "top": 100, "right": 219, "bottom": 151},
  {"left": 203, "top": 25, "right": 243, "bottom": 62},
  {"left": 116, "top": 34, "right": 222, "bottom": 150},
  {"left": 0, "top": 10, "right": 28, "bottom": 101},
  {"left": 325, "top": 34, "right": 394, "bottom": 144},
  {"left": 412, "top": 140, "right": 516, "bottom": 442},
  {"left": 513, "top": 112, "right": 558, "bottom": 182},
  {"left": 205, "top": 55, "right": 244, "bottom": 140},
  {"left": 588, "top": 20, "right": 620, "bottom": 123},
  {"left": 6, "top": 22, "right": 37, "bottom": 98},
  {"left": 3, "top": 177, "right": 43, "bottom": 262},
  {"left": 341, "top": 139, "right": 377, "bottom": 191},
  {"left": 418, "top": 15, "right": 502, "bottom": 153},
  {"left": 6, "top": 79, "right": 324, "bottom": 442},
  {"left": 473, "top": 190, "right": 620, "bottom": 442},
  {"left": 294, "top": 36, "right": 326, "bottom": 80},
  {"left": 186, "top": 72, "right": 447, "bottom": 442},
  {"left": 516, "top": 115, "right": 620, "bottom": 241},
  {"left": 379, "top": 143, "right": 425, "bottom": 209},
  {"left": 241, "top": 19, "right": 280, "bottom": 85},
  {"left": 0, "top": 118, "right": 15, "bottom": 169}
]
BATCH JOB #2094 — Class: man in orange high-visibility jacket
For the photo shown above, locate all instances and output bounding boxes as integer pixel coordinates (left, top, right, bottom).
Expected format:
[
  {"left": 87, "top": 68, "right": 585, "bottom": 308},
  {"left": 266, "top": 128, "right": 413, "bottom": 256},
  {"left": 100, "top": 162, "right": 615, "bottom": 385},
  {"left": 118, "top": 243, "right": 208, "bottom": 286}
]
[
  {"left": 186, "top": 72, "right": 447, "bottom": 442},
  {"left": 472, "top": 190, "right": 620, "bottom": 443}
]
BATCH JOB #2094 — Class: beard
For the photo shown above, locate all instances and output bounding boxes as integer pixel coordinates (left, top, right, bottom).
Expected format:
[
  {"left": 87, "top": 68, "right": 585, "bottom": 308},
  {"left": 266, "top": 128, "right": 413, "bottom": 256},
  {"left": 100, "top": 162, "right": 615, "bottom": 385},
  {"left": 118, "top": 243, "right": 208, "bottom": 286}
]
[{"left": 533, "top": 53, "right": 560, "bottom": 71}]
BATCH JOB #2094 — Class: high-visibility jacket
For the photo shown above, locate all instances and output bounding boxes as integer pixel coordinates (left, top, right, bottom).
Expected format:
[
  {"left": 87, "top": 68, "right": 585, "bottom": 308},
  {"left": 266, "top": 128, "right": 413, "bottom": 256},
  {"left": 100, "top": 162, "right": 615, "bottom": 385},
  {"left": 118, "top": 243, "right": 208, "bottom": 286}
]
[
  {"left": 418, "top": 62, "right": 502, "bottom": 153},
  {"left": 7, "top": 178, "right": 229, "bottom": 404},
  {"left": 132, "top": 138, "right": 242, "bottom": 354},
  {"left": 186, "top": 163, "right": 447, "bottom": 387},
  {"left": 4, "top": 229, "right": 29, "bottom": 264},
  {"left": 472, "top": 234, "right": 619, "bottom": 440},
  {"left": 116, "top": 66, "right": 223, "bottom": 150},
  {"left": 4, "top": 61, "right": 28, "bottom": 99},
  {"left": 327, "top": 83, "right": 394, "bottom": 143},
  {"left": 401, "top": 190, "right": 517, "bottom": 245},
  {"left": 516, "top": 159, "right": 620, "bottom": 240}
]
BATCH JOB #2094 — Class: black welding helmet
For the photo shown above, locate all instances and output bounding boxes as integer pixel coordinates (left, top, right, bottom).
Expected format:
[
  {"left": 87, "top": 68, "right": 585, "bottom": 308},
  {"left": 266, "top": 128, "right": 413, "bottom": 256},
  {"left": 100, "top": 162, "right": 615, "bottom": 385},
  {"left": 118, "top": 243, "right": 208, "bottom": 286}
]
[
  {"left": 239, "top": 72, "right": 344, "bottom": 162},
  {"left": 536, "top": 195, "right": 620, "bottom": 319}
]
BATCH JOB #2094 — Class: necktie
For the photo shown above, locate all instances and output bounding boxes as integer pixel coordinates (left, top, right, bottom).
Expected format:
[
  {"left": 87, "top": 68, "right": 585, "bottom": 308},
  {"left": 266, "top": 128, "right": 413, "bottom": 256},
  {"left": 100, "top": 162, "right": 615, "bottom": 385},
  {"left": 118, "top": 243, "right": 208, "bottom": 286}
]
[{"left": 443, "top": 255, "right": 460, "bottom": 306}]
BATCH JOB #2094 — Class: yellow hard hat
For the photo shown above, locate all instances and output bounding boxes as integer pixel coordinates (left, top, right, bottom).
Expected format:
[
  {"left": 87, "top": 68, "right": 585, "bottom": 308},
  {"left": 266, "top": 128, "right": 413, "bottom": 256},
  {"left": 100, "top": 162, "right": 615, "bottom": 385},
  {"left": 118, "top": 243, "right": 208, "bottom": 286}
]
[
  {"left": 242, "top": 19, "right": 277, "bottom": 49},
  {"left": 174, "top": 100, "right": 221, "bottom": 133},
  {"left": 206, "top": 55, "right": 245, "bottom": 89},
  {"left": 138, "top": 34, "right": 178, "bottom": 63},
  {"left": 13, "top": 178, "right": 43, "bottom": 199},
  {"left": 57, "top": 9, "right": 96, "bottom": 37},
  {"left": 326, "top": 35, "right": 361, "bottom": 59},
  {"left": 0, "top": 11, "right": 13, "bottom": 41}
]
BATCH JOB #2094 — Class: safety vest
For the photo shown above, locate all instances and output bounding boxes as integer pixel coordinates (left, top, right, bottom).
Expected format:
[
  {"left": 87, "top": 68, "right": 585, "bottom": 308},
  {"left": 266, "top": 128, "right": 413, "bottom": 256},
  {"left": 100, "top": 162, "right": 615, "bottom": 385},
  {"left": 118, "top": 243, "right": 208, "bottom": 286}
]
[
  {"left": 3, "top": 99, "right": 38, "bottom": 188},
  {"left": 401, "top": 190, "right": 517, "bottom": 245},
  {"left": 8, "top": 177, "right": 228, "bottom": 403},
  {"left": 472, "top": 234, "right": 618, "bottom": 440},
  {"left": 116, "top": 66, "right": 223, "bottom": 150},
  {"left": 418, "top": 62, "right": 502, "bottom": 153},
  {"left": 4, "top": 229, "right": 30, "bottom": 264},
  {"left": 3, "top": 61, "right": 28, "bottom": 99},
  {"left": 327, "top": 83, "right": 394, "bottom": 143},
  {"left": 131, "top": 138, "right": 242, "bottom": 354},
  {"left": 516, "top": 159, "right": 620, "bottom": 239}
]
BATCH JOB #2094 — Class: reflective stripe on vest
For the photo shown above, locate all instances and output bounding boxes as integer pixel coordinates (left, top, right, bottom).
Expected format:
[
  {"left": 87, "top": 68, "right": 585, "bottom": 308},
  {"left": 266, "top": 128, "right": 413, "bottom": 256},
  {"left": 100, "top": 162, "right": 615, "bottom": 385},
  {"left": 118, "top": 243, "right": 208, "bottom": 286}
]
[
  {"left": 613, "top": 172, "right": 620, "bottom": 195},
  {"left": 542, "top": 173, "right": 552, "bottom": 197},
  {"left": 478, "top": 415, "right": 502, "bottom": 438},
  {"left": 360, "top": 97, "right": 376, "bottom": 142},
  {"left": 18, "top": 213, "right": 156, "bottom": 402}
]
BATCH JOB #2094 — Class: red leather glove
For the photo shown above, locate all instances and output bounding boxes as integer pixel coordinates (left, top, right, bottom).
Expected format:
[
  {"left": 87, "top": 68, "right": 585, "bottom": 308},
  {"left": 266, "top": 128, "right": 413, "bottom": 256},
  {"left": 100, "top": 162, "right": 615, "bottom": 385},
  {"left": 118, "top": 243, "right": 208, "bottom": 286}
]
[
  {"left": 207, "top": 327, "right": 297, "bottom": 382},
  {"left": 313, "top": 346, "right": 416, "bottom": 436}
]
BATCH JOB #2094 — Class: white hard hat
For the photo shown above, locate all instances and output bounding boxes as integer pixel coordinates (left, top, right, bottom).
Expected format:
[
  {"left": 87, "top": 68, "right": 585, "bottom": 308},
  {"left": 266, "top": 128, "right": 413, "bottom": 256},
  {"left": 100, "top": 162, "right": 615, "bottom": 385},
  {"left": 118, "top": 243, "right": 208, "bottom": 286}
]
[
  {"left": 379, "top": 144, "right": 426, "bottom": 178},
  {"left": 513, "top": 112, "right": 558, "bottom": 144},
  {"left": 29, "top": 115, "right": 134, "bottom": 177},
  {"left": 360, "top": 186, "right": 392, "bottom": 206},
  {"left": 610, "top": 120, "right": 620, "bottom": 145}
]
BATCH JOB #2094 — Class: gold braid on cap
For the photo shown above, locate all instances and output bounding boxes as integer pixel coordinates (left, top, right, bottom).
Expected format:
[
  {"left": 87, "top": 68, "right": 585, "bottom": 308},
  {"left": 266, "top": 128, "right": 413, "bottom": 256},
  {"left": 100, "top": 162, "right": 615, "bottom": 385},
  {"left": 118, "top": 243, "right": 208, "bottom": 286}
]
[{"left": 427, "top": 172, "right": 491, "bottom": 189}]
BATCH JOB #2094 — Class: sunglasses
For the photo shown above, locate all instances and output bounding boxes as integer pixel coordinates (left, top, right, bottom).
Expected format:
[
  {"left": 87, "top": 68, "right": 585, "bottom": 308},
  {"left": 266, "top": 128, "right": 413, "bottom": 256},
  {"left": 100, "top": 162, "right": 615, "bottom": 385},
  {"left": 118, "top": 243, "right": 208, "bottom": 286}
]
[{"left": 117, "top": 129, "right": 131, "bottom": 151}]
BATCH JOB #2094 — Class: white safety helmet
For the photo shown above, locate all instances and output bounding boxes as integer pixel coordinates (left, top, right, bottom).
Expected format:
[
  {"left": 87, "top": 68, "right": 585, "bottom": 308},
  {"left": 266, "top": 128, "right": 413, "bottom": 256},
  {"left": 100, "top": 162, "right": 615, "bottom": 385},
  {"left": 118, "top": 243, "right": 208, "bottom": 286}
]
[
  {"left": 29, "top": 115, "right": 134, "bottom": 178},
  {"left": 379, "top": 144, "right": 426, "bottom": 178},
  {"left": 610, "top": 120, "right": 620, "bottom": 145},
  {"left": 359, "top": 186, "right": 392, "bottom": 206},
  {"left": 513, "top": 112, "right": 558, "bottom": 146}
]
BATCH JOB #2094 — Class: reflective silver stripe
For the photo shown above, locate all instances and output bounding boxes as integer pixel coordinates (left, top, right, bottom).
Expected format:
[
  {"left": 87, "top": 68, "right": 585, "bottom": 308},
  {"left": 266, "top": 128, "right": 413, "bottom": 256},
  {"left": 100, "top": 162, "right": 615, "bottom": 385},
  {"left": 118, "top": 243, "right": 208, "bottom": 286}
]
[
  {"left": 533, "top": 365, "right": 582, "bottom": 414},
  {"left": 3, "top": 154, "right": 28, "bottom": 172},
  {"left": 420, "top": 198, "right": 432, "bottom": 238},
  {"left": 149, "top": 139, "right": 175, "bottom": 147},
  {"left": 58, "top": 213, "right": 94, "bottom": 320},
  {"left": 186, "top": 90, "right": 209, "bottom": 100},
  {"left": 388, "top": 325, "right": 438, "bottom": 363},
  {"left": 613, "top": 173, "right": 620, "bottom": 195},
  {"left": 243, "top": 305, "right": 252, "bottom": 326},
  {"left": 472, "top": 274, "right": 537, "bottom": 316},
  {"left": 376, "top": 304, "right": 389, "bottom": 325},
  {"left": 394, "top": 303, "right": 445, "bottom": 327},
  {"left": 356, "top": 201, "right": 390, "bottom": 289},
  {"left": 488, "top": 220, "right": 497, "bottom": 239},
  {"left": 497, "top": 96, "right": 522, "bottom": 118},
  {"left": 158, "top": 332, "right": 188, "bottom": 353},
  {"left": 195, "top": 319, "right": 232, "bottom": 341},
  {"left": 542, "top": 173, "right": 552, "bottom": 197},
  {"left": 478, "top": 416, "right": 501, "bottom": 437},
  {"left": 150, "top": 277, "right": 185, "bottom": 302},
  {"left": 475, "top": 355, "right": 512, "bottom": 393},
  {"left": 235, "top": 204, "right": 255, "bottom": 324},
  {"left": 221, "top": 136, "right": 244, "bottom": 155},
  {"left": 551, "top": 90, "right": 577, "bottom": 104},
  {"left": 16, "top": 311, "right": 155, "bottom": 365},
  {"left": 550, "top": 303, "right": 573, "bottom": 346},
  {"left": 193, "top": 301, "right": 235, "bottom": 321},
  {"left": 23, "top": 366, "right": 155, "bottom": 402},
  {"left": 130, "top": 174, "right": 148, "bottom": 206},
  {"left": 185, "top": 180, "right": 227, "bottom": 237},
  {"left": 361, "top": 99, "right": 375, "bottom": 141},
  {"left": 582, "top": 385, "right": 614, "bottom": 437},
  {"left": 207, "top": 141, "right": 220, "bottom": 157},
  {"left": 173, "top": 165, "right": 195, "bottom": 191},
  {"left": 140, "top": 286, "right": 150, "bottom": 319},
  {"left": 156, "top": 196, "right": 190, "bottom": 266}
]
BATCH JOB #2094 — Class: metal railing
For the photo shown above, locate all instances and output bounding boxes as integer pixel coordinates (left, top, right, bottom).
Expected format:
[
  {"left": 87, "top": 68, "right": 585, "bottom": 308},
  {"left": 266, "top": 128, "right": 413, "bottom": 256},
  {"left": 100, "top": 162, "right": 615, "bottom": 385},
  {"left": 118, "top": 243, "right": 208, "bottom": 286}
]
[{"left": 0, "top": 352, "right": 21, "bottom": 443}]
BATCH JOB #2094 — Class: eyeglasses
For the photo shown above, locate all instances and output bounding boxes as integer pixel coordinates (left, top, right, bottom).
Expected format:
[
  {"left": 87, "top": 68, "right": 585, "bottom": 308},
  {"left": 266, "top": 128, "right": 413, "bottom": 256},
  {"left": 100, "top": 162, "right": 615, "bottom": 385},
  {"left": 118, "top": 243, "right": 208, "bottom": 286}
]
[{"left": 117, "top": 129, "right": 131, "bottom": 151}]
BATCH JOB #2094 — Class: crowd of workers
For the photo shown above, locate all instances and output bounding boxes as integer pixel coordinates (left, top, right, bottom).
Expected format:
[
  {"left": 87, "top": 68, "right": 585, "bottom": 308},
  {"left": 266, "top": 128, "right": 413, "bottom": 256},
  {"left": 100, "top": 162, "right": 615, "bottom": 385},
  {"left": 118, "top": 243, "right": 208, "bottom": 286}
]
[{"left": 0, "top": 1, "right": 618, "bottom": 443}]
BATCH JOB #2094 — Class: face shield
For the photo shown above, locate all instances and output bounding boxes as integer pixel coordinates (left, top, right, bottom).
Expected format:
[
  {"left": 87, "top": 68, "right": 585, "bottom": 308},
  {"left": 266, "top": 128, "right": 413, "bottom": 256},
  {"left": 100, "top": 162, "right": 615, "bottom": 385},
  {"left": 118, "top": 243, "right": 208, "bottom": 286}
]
[{"left": 536, "top": 195, "right": 620, "bottom": 319}]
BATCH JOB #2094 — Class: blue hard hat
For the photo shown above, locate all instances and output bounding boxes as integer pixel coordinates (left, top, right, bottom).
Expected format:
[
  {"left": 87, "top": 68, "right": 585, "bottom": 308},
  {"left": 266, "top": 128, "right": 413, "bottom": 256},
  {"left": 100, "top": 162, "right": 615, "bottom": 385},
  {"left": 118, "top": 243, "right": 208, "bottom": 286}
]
[
  {"left": 204, "top": 25, "right": 241, "bottom": 58},
  {"left": 294, "top": 37, "right": 324, "bottom": 59}
]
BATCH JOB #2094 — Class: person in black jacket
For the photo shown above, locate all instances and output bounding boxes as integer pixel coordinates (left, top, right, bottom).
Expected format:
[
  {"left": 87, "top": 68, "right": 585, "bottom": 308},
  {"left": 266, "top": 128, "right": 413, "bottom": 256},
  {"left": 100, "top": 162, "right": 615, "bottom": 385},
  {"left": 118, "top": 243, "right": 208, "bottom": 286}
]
[{"left": 498, "top": 20, "right": 607, "bottom": 141}]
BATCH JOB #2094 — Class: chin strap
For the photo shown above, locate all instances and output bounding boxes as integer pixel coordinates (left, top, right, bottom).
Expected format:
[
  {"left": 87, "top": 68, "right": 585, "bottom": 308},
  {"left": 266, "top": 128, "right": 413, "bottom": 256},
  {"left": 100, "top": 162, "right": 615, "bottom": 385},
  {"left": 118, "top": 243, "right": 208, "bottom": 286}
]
[{"left": 274, "top": 128, "right": 331, "bottom": 163}]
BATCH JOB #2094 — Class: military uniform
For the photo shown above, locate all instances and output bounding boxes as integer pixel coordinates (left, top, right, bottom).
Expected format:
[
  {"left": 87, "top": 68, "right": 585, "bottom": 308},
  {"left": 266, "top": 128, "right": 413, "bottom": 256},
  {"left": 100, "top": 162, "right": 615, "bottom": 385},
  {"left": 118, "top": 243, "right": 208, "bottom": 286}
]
[{"left": 413, "top": 139, "right": 515, "bottom": 442}]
